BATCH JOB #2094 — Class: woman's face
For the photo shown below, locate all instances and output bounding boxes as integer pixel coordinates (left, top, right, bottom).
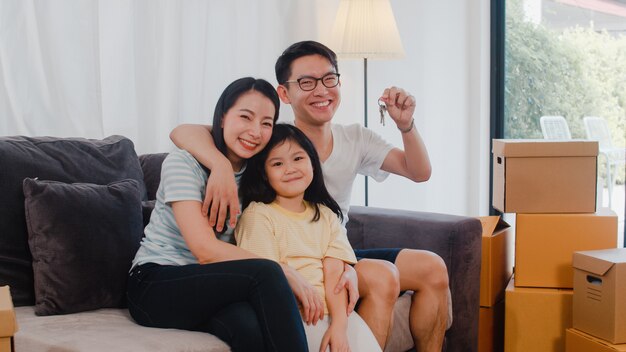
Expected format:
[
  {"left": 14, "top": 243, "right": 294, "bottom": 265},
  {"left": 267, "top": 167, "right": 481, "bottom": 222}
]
[
  {"left": 264, "top": 139, "right": 314, "bottom": 200},
  {"left": 222, "top": 90, "right": 275, "bottom": 171}
]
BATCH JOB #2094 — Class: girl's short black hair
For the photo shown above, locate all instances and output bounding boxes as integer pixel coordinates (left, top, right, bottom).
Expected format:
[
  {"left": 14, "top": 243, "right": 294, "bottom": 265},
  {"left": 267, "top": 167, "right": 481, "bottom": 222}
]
[
  {"left": 212, "top": 77, "right": 280, "bottom": 156},
  {"left": 240, "top": 123, "right": 343, "bottom": 222},
  {"left": 275, "top": 41, "right": 339, "bottom": 85}
]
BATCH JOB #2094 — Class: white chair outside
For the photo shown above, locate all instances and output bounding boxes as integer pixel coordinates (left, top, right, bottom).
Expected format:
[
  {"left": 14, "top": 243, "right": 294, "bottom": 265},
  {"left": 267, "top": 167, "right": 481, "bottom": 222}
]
[
  {"left": 540, "top": 115, "right": 572, "bottom": 140},
  {"left": 583, "top": 116, "right": 626, "bottom": 209}
]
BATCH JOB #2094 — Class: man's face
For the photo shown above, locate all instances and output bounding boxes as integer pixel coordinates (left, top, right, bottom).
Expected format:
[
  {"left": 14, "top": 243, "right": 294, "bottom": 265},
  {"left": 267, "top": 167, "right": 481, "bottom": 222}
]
[{"left": 278, "top": 54, "right": 341, "bottom": 126}]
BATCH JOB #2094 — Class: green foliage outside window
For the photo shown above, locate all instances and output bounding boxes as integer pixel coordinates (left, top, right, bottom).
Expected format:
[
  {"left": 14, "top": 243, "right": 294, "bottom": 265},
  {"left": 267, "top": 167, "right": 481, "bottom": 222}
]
[{"left": 505, "top": 0, "right": 626, "bottom": 183}]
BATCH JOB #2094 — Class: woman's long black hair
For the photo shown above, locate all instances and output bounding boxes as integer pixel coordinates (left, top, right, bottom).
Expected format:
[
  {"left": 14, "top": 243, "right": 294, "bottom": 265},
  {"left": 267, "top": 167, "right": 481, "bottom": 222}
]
[
  {"left": 240, "top": 124, "right": 343, "bottom": 222},
  {"left": 211, "top": 77, "right": 280, "bottom": 156}
]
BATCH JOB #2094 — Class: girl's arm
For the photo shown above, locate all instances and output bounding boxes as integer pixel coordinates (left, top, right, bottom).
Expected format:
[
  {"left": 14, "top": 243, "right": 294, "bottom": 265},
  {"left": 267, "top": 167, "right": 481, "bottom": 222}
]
[
  {"left": 169, "top": 124, "right": 239, "bottom": 233},
  {"left": 279, "top": 263, "right": 325, "bottom": 325},
  {"left": 172, "top": 200, "right": 255, "bottom": 263},
  {"left": 320, "top": 257, "right": 351, "bottom": 352},
  {"left": 334, "top": 264, "right": 359, "bottom": 314}
]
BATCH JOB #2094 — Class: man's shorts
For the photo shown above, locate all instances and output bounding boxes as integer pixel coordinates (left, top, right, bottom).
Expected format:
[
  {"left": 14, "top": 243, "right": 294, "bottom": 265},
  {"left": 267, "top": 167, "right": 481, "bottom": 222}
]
[{"left": 354, "top": 248, "right": 402, "bottom": 263}]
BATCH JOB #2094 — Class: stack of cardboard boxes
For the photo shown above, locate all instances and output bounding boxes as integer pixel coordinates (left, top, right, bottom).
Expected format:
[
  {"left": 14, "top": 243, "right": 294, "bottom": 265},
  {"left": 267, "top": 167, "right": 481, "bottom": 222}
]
[{"left": 490, "top": 139, "right": 618, "bottom": 352}]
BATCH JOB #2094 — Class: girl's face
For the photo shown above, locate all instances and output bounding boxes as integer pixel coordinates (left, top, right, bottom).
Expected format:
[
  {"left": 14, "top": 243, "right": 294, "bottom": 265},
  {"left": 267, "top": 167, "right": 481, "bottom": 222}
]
[
  {"left": 222, "top": 90, "right": 275, "bottom": 171},
  {"left": 264, "top": 139, "right": 314, "bottom": 201}
]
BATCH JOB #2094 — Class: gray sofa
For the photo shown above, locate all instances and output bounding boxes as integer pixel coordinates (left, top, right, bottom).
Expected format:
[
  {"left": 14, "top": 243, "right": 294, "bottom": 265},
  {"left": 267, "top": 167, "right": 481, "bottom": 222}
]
[{"left": 0, "top": 135, "right": 482, "bottom": 352}]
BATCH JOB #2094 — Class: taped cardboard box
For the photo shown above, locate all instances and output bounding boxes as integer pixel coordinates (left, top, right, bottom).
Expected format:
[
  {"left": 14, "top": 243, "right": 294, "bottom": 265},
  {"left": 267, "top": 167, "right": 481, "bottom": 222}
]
[
  {"left": 566, "top": 328, "right": 626, "bottom": 352},
  {"left": 0, "top": 286, "right": 17, "bottom": 352},
  {"left": 492, "top": 139, "right": 598, "bottom": 213},
  {"left": 478, "top": 216, "right": 514, "bottom": 307},
  {"left": 504, "top": 278, "right": 573, "bottom": 352},
  {"left": 573, "top": 248, "right": 626, "bottom": 344},
  {"left": 479, "top": 298, "right": 505, "bottom": 352},
  {"left": 515, "top": 210, "right": 617, "bottom": 288}
]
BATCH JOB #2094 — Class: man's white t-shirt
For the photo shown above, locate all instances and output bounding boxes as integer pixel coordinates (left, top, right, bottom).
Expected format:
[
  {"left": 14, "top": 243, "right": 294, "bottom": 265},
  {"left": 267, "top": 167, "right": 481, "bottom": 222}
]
[{"left": 320, "top": 123, "right": 394, "bottom": 223}]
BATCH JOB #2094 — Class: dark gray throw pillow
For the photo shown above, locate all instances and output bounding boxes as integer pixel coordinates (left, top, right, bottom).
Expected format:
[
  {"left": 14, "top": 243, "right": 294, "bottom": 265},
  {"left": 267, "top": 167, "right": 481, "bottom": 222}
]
[
  {"left": 23, "top": 178, "right": 143, "bottom": 316},
  {"left": 0, "top": 135, "right": 146, "bottom": 306}
]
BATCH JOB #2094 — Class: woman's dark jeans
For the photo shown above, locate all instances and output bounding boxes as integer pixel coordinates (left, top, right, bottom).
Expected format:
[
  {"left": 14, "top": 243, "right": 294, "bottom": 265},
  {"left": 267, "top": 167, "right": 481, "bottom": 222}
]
[{"left": 127, "top": 259, "right": 308, "bottom": 352}]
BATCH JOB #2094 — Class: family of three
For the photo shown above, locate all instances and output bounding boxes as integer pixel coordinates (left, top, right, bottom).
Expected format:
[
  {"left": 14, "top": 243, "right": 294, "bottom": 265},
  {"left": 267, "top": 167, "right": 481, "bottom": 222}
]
[{"left": 126, "top": 40, "right": 451, "bottom": 352}]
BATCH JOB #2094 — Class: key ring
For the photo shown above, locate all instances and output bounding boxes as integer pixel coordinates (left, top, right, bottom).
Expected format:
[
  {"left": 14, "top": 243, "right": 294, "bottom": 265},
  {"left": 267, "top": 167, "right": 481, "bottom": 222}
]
[{"left": 377, "top": 98, "right": 387, "bottom": 126}]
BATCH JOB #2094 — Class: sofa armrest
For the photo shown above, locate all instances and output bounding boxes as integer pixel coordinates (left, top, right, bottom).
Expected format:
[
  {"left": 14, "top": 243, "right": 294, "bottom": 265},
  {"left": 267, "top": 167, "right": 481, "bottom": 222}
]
[{"left": 346, "top": 206, "right": 482, "bottom": 352}]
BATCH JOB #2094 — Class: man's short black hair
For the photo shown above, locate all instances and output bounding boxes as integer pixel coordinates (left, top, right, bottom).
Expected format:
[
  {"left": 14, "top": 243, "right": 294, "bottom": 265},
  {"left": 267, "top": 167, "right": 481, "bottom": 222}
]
[{"left": 275, "top": 41, "right": 339, "bottom": 84}]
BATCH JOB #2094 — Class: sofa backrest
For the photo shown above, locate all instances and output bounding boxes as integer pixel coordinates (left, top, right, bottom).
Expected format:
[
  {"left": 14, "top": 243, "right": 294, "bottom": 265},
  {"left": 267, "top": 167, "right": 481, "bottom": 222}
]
[
  {"left": 139, "top": 153, "right": 168, "bottom": 200},
  {"left": 0, "top": 135, "right": 146, "bottom": 306}
]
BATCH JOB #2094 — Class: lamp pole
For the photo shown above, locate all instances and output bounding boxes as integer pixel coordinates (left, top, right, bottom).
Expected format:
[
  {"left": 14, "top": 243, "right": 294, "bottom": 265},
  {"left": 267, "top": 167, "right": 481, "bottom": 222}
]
[
  {"left": 329, "top": 0, "right": 405, "bottom": 208},
  {"left": 363, "top": 57, "right": 369, "bottom": 206}
]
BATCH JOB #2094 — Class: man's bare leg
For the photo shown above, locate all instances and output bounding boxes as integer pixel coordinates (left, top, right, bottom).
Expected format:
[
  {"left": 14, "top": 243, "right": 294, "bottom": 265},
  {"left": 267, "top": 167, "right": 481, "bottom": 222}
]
[
  {"left": 395, "top": 249, "right": 449, "bottom": 352},
  {"left": 354, "top": 259, "right": 400, "bottom": 349}
]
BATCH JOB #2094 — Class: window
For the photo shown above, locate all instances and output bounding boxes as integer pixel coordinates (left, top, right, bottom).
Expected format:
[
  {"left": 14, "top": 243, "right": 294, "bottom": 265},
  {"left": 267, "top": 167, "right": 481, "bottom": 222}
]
[{"left": 492, "top": 0, "right": 626, "bottom": 244}]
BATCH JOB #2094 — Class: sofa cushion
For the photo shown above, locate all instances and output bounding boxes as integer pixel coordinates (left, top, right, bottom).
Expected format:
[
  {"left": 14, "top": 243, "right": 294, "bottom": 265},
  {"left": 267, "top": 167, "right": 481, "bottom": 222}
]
[
  {"left": 0, "top": 135, "right": 146, "bottom": 307},
  {"left": 14, "top": 306, "right": 229, "bottom": 352},
  {"left": 23, "top": 178, "right": 144, "bottom": 316}
]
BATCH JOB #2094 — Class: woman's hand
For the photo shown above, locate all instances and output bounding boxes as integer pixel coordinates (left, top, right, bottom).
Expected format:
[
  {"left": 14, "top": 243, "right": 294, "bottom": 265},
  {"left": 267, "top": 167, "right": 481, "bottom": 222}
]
[
  {"left": 319, "top": 322, "right": 350, "bottom": 352},
  {"left": 202, "top": 158, "right": 239, "bottom": 232},
  {"left": 281, "top": 264, "right": 325, "bottom": 325},
  {"left": 333, "top": 264, "right": 359, "bottom": 314}
]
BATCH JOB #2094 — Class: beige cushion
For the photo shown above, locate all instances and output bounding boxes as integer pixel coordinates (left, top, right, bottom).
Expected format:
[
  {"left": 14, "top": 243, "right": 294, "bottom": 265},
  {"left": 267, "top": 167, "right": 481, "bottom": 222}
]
[{"left": 15, "top": 306, "right": 228, "bottom": 352}]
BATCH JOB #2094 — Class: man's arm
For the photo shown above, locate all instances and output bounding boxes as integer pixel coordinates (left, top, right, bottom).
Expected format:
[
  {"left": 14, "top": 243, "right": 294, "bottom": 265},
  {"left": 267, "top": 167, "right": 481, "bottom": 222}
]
[
  {"left": 170, "top": 124, "right": 239, "bottom": 231},
  {"left": 379, "top": 87, "right": 432, "bottom": 182}
]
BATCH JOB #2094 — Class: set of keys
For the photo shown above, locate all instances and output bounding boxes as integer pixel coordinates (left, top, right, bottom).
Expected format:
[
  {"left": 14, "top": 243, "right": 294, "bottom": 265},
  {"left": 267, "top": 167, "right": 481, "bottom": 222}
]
[{"left": 377, "top": 98, "right": 387, "bottom": 126}]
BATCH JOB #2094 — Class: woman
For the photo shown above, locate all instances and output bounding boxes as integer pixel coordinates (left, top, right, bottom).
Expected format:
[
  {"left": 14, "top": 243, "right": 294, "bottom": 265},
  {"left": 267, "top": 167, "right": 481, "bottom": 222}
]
[{"left": 126, "top": 77, "right": 308, "bottom": 352}]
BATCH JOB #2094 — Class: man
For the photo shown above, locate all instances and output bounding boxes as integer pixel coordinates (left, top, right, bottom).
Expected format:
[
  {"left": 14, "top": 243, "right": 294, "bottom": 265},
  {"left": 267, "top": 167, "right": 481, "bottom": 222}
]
[{"left": 170, "top": 41, "right": 450, "bottom": 352}]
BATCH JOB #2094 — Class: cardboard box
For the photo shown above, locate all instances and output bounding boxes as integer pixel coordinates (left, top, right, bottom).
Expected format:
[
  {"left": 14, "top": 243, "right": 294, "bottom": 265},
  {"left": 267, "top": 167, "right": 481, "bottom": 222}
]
[
  {"left": 480, "top": 299, "right": 505, "bottom": 352},
  {"left": 566, "top": 328, "right": 626, "bottom": 352},
  {"left": 478, "top": 216, "right": 514, "bottom": 307},
  {"left": 492, "top": 139, "right": 598, "bottom": 213},
  {"left": 515, "top": 210, "right": 617, "bottom": 288},
  {"left": 0, "top": 286, "right": 16, "bottom": 352},
  {"left": 573, "top": 248, "right": 626, "bottom": 344},
  {"left": 0, "top": 338, "right": 12, "bottom": 352},
  {"left": 505, "top": 278, "right": 573, "bottom": 352}
]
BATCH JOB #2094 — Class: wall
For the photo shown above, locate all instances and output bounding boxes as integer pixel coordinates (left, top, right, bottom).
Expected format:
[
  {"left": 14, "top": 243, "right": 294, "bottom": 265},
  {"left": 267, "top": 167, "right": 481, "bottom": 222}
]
[{"left": 316, "top": 0, "right": 492, "bottom": 216}]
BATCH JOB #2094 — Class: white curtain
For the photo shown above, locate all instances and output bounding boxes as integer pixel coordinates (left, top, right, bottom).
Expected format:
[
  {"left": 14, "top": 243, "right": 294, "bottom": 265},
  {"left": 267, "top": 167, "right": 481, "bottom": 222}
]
[
  {"left": 0, "top": 0, "right": 325, "bottom": 154},
  {"left": 0, "top": 0, "right": 492, "bottom": 216}
]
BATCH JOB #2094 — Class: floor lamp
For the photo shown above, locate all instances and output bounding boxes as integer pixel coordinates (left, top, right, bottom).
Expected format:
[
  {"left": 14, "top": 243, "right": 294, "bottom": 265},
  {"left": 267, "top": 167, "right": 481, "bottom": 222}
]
[{"left": 330, "top": 0, "right": 405, "bottom": 206}]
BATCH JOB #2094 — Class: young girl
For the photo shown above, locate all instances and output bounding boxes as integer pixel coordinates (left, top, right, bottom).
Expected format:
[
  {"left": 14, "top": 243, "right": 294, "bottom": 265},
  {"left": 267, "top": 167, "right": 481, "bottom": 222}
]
[
  {"left": 127, "top": 78, "right": 308, "bottom": 352},
  {"left": 236, "top": 124, "right": 381, "bottom": 352}
]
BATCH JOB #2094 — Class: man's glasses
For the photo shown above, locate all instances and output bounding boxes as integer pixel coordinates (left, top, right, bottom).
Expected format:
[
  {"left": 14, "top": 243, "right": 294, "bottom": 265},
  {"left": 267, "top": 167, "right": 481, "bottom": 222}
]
[{"left": 284, "top": 73, "right": 340, "bottom": 91}]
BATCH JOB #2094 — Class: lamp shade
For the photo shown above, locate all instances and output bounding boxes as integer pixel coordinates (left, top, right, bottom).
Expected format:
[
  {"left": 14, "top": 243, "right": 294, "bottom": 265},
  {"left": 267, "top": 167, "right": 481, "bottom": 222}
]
[{"left": 329, "top": 0, "right": 405, "bottom": 59}]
